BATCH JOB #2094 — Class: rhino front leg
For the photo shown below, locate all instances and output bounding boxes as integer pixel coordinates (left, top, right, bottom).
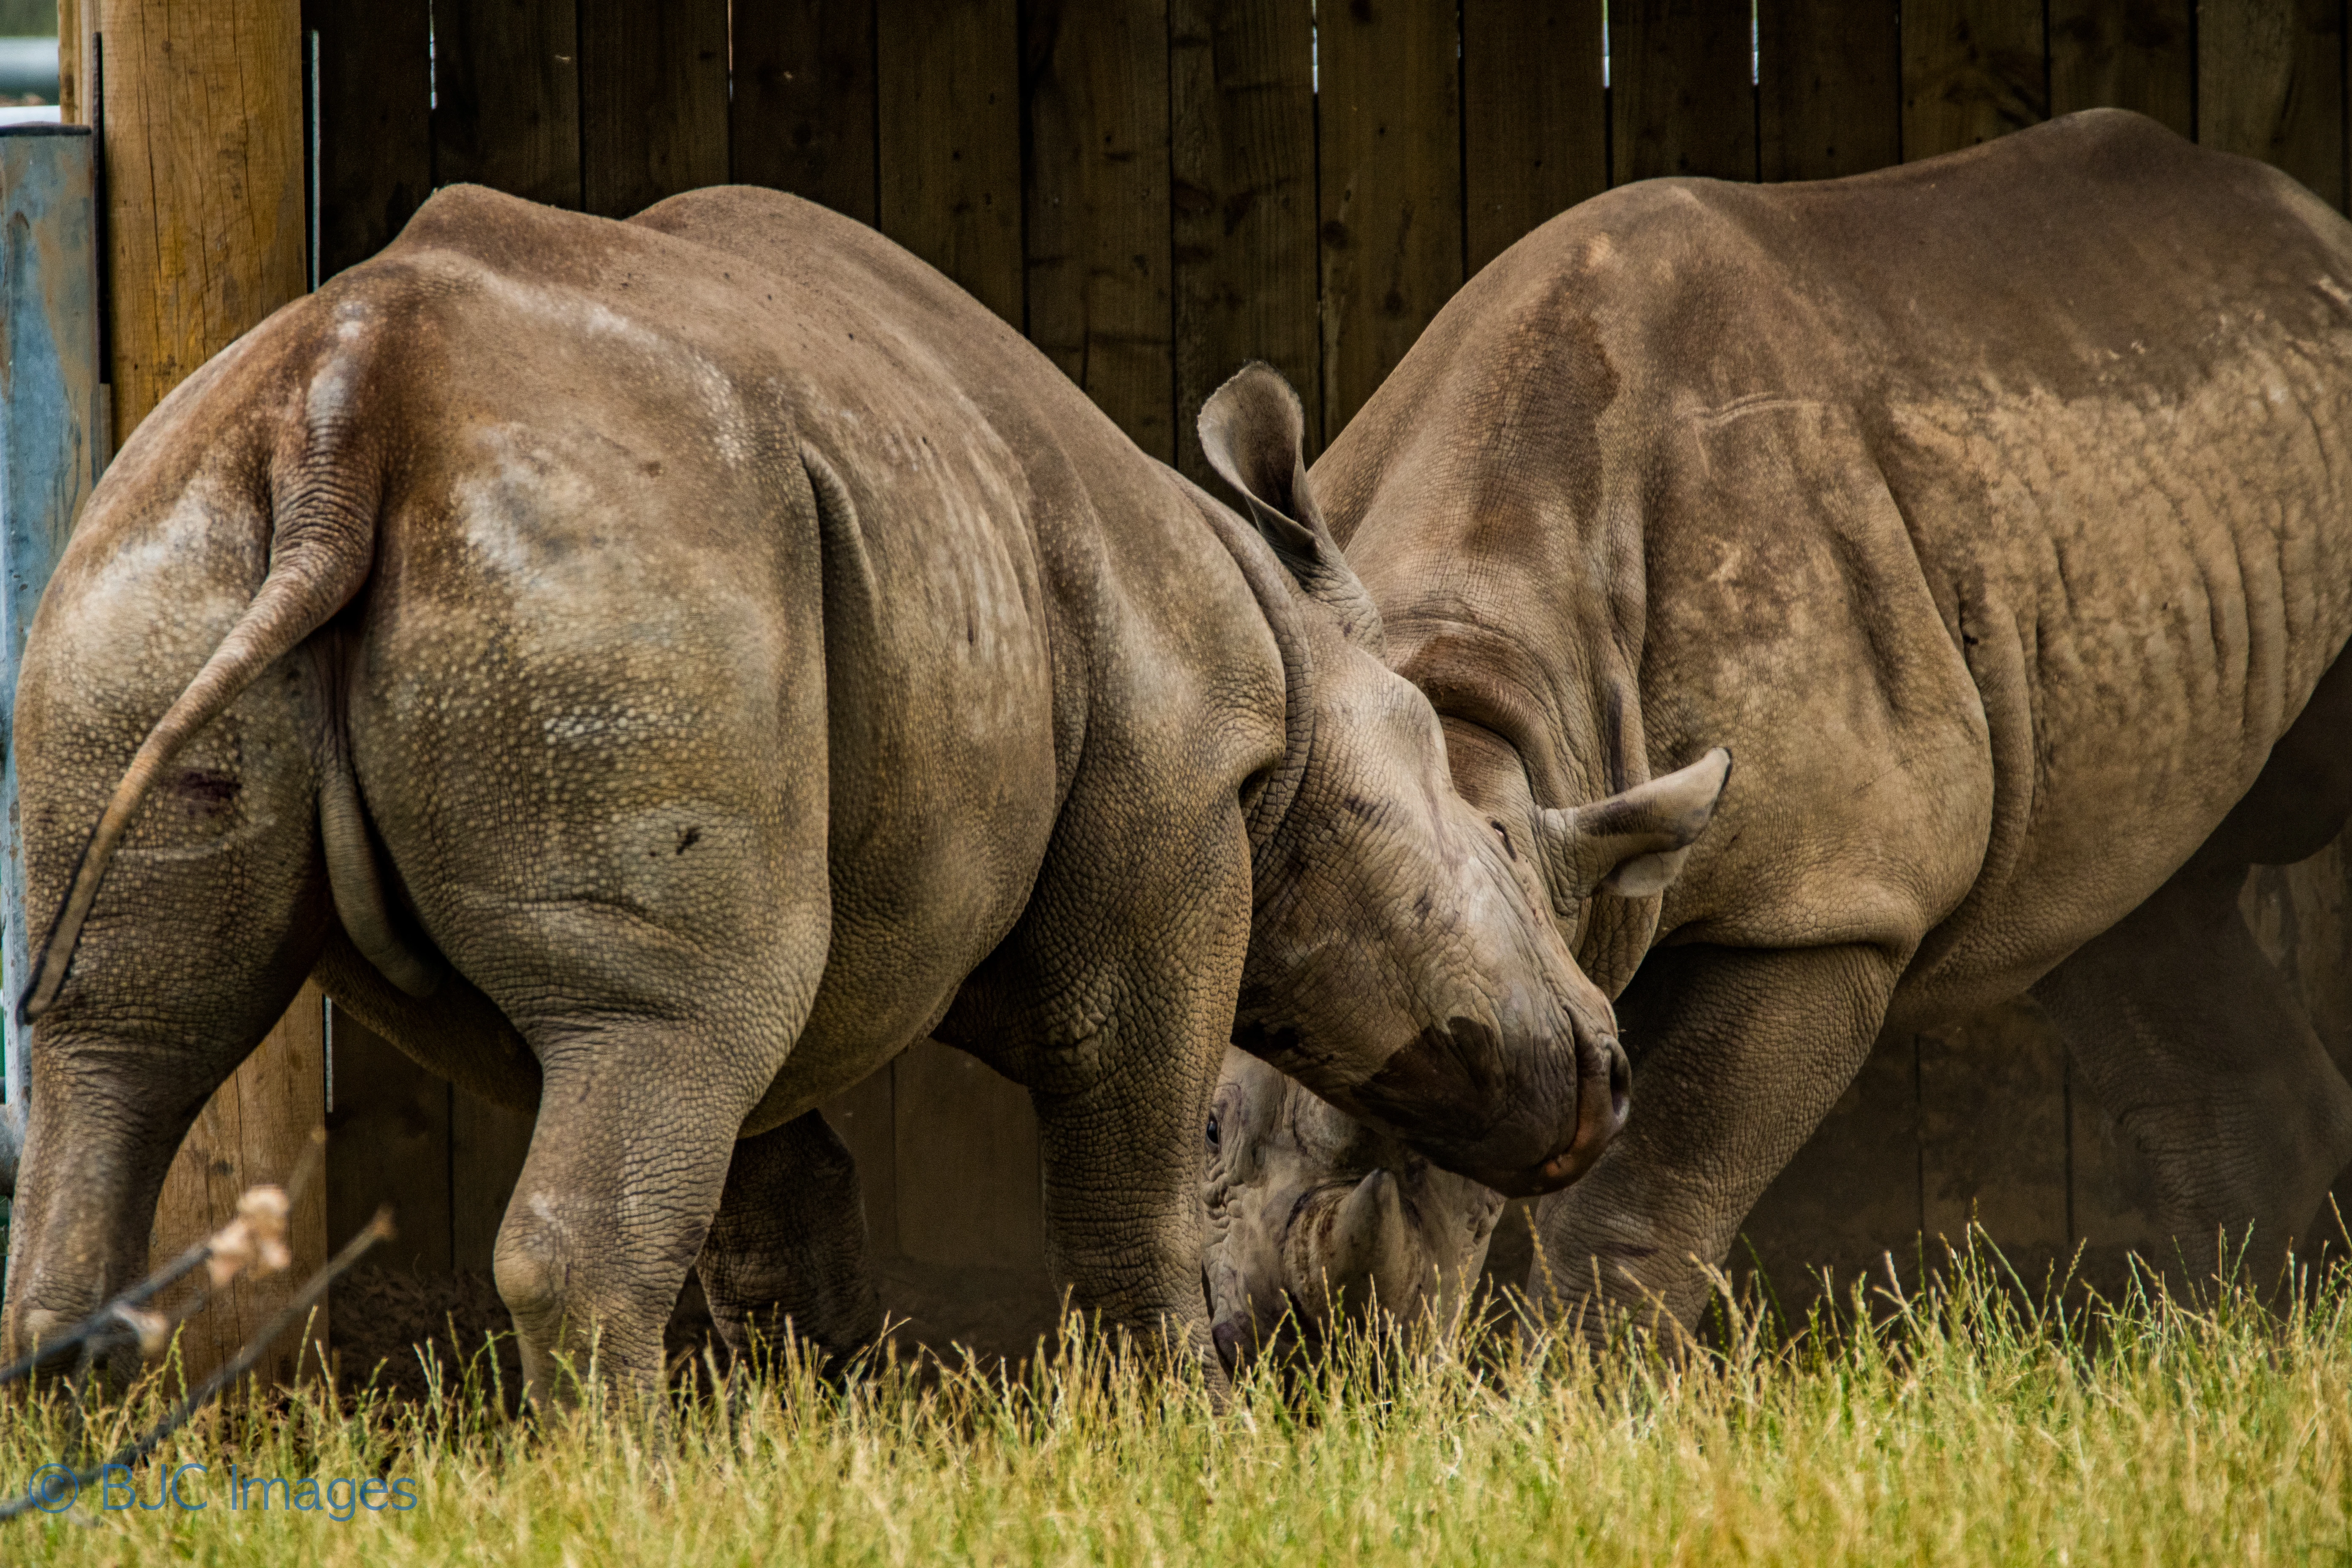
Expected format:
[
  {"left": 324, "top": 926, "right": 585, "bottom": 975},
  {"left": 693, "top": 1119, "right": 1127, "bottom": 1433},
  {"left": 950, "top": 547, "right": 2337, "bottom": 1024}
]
[
  {"left": 1026, "top": 1017, "right": 1225, "bottom": 1368},
  {"left": 694, "top": 1110, "right": 881, "bottom": 1373},
  {"left": 2033, "top": 857, "right": 2352, "bottom": 1288},
  {"left": 1529, "top": 942, "right": 1901, "bottom": 1339},
  {"left": 963, "top": 830, "right": 1252, "bottom": 1376}
]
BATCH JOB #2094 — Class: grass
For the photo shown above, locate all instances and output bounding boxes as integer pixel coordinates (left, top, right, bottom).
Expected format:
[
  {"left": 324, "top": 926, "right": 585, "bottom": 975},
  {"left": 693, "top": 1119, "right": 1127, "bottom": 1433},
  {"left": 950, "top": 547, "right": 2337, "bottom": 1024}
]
[{"left": 3, "top": 1234, "right": 2348, "bottom": 1566}]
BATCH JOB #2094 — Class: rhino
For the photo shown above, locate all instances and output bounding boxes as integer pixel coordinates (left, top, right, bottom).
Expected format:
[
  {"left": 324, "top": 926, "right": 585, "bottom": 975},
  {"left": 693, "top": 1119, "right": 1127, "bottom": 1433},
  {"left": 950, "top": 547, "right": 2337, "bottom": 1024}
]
[
  {"left": 0, "top": 184, "right": 1712, "bottom": 1393},
  {"left": 1204, "top": 108, "right": 2352, "bottom": 1354},
  {"left": 1200, "top": 1045, "right": 1504, "bottom": 1370}
]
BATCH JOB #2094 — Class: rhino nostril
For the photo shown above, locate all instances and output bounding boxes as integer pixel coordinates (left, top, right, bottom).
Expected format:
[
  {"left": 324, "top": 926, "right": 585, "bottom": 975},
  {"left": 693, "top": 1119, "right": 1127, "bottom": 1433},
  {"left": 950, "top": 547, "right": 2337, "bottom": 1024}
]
[{"left": 1606, "top": 1038, "right": 1631, "bottom": 1124}]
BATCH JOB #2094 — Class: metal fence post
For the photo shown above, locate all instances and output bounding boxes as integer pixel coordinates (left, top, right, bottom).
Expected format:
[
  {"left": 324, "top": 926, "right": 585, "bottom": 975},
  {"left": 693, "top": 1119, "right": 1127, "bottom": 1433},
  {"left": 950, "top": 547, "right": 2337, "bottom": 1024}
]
[{"left": 0, "top": 124, "right": 103, "bottom": 1181}]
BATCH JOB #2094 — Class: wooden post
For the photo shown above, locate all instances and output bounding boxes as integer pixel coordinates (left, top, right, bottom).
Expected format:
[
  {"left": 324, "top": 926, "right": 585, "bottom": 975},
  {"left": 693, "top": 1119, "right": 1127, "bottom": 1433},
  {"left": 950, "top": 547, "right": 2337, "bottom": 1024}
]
[
  {"left": 0, "top": 125, "right": 104, "bottom": 1179},
  {"left": 93, "top": 0, "right": 325, "bottom": 1387},
  {"left": 57, "top": 0, "right": 92, "bottom": 129},
  {"left": 1169, "top": 0, "right": 1319, "bottom": 488},
  {"left": 1316, "top": 0, "right": 1462, "bottom": 444}
]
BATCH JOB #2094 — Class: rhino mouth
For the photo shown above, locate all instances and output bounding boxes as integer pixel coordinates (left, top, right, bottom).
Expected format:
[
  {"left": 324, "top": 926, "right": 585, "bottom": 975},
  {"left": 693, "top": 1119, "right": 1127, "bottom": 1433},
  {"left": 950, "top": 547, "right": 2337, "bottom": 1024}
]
[
  {"left": 1524, "top": 1029, "right": 1631, "bottom": 1192},
  {"left": 1345, "top": 1017, "right": 1630, "bottom": 1199}
]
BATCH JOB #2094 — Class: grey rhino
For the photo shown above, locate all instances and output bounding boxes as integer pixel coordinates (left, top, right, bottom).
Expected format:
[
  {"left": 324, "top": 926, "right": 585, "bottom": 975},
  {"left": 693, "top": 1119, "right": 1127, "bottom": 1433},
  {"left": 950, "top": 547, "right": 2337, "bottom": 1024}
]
[
  {"left": 1212, "top": 108, "right": 2352, "bottom": 1351},
  {"left": 0, "top": 184, "right": 1697, "bottom": 1393},
  {"left": 1200, "top": 1045, "right": 1503, "bottom": 1370}
]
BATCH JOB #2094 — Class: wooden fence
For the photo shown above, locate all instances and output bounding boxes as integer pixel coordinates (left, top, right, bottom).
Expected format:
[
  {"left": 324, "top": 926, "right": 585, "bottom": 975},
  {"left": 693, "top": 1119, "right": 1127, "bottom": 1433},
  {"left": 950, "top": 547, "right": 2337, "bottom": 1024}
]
[{"left": 280, "top": 0, "right": 2352, "bottom": 1363}]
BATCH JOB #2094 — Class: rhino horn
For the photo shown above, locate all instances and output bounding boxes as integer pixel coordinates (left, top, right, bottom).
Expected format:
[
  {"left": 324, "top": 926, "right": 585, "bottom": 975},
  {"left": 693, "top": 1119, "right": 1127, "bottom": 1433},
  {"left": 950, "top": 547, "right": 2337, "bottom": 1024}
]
[
  {"left": 1540, "top": 747, "right": 1733, "bottom": 910},
  {"left": 1318, "top": 1168, "right": 1416, "bottom": 1315}
]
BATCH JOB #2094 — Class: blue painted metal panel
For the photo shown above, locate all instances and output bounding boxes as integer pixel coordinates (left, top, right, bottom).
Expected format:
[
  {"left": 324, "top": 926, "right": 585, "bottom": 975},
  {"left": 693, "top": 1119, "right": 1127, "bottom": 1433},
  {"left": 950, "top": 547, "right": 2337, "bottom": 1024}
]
[{"left": 0, "top": 125, "right": 100, "bottom": 1167}]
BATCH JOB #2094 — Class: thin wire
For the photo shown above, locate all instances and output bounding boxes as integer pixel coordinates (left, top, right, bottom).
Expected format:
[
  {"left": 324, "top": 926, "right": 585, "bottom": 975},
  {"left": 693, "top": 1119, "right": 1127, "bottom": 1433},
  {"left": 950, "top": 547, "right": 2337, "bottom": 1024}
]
[{"left": 0, "top": 1209, "right": 394, "bottom": 1525}]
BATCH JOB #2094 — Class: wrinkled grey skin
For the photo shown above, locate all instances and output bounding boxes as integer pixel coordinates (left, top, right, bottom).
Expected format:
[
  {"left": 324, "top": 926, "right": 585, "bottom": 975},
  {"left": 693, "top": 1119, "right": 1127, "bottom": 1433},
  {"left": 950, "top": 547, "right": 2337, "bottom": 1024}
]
[
  {"left": 1200, "top": 1047, "right": 1502, "bottom": 1373},
  {"left": 0, "top": 187, "right": 1679, "bottom": 1395},
  {"left": 1223, "top": 109, "right": 2352, "bottom": 1346}
]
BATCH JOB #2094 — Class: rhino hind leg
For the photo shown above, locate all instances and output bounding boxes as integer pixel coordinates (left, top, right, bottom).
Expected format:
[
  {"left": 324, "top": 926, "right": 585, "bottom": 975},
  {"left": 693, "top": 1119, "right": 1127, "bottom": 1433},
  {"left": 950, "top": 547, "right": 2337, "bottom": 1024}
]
[
  {"left": 4, "top": 629, "right": 335, "bottom": 1378},
  {"left": 2033, "top": 856, "right": 2352, "bottom": 1290},
  {"left": 472, "top": 915, "right": 828, "bottom": 1403},
  {"left": 694, "top": 1111, "right": 881, "bottom": 1375},
  {"left": 489, "top": 1049, "right": 745, "bottom": 1401},
  {"left": 5, "top": 995, "right": 302, "bottom": 1383}
]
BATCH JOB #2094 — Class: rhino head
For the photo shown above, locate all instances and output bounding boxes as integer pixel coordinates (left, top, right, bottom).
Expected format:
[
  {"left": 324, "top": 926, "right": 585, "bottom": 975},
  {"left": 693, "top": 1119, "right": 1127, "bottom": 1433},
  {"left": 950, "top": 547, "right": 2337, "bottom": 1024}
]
[
  {"left": 1201, "top": 1047, "right": 1504, "bottom": 1372},
  {"left": 1199, "top": 363, "right": 1726, "bottom": 1200}
]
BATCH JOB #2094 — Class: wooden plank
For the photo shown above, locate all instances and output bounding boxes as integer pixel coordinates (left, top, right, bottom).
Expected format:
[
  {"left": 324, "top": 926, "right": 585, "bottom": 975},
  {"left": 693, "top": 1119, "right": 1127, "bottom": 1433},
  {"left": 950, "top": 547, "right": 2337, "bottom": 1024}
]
[
  {"left": 305, "top": 0, "right": 432, "bottom": 279},
  {"left": 148, "top": 984, "right": 330, "bottom": 1392},
  {"left": 2198, "top": 0, "right": 2348, "bottom": 213},
  {"left": 0, "top": 125, "right": 100, "bottom": 1176},
  {"left": 891, "top": 1038, "right": 1043, "bottom": 1275},
  {"left": 1168, "top": 0, "right": 1318, "bottom": 487},
  {"left": 877, "top": 0, "right": 1024, "bottom": 327},
  {"left": 1917, "top": 999, "right": 2072, "bottom": 1282},
  {"left": 1462, "top": 0, "right": 1607, "bottom": 272},
  {"left": 1900, "top": 0, "right": 2047, "bottom": 161},
  {"left": 577, "top": 0, "right": 730, "bottom": 218},
  {"left": 2047, "top": 0, "right": 2193, "bottom": 136},
  {"left": 430, "top": 0, "right": 582, "bottom": 208},
  {"left": 1609, "top": 0, "right": 1757, "bottom": 185},
  {"left": 99, "top": 0, "right": 308, "bottom": 447},
  {"left": 449, "top": 1087, "right": 536, "bottom": 1275},
  {"left": 321, "top": 1011, "right": 452, "bottom": 1274},
  {"left": 1023, "top": 0, "right": 1175, "bottom": 460},
  {"left": 1736, "top": 1030, "right": 1922, "bottom": 1317},
  {"left": 1316, "top": 0, "right": 1461, "bottom": 445},
  {"left": 730, "top": 0, "right": 879, "bottom": 225},
  {"left": 100, "top": 0, "right": 323, "bottom": 1389},
  {"left": 1758, "top": 0, "right": 1902, "bottom": 180},
  {"left": 57, "top": 0, "right": 90, "bottom": 126},
  {"left": 822, "top": 1066, "right": 898, "bottom": 1258}
]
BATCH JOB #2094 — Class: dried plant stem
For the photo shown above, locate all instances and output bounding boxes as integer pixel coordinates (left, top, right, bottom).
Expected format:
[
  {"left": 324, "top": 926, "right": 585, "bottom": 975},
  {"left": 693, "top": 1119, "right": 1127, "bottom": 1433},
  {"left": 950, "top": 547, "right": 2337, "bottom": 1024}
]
[{"left": 0, "top": 1206, "right": 393, "bottom": 1524}]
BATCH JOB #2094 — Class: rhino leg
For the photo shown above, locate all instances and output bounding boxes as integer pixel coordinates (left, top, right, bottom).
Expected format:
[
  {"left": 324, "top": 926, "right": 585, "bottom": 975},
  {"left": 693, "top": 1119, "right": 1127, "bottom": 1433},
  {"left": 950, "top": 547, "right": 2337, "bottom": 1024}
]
[
  {"left": 2033, "top": 856, "right": 2352, "bottom": 1289},
  {"left": 694, "top": 1110, "right": 880, "bottom": 1373},
  {"left": 484, "top": 1000, "right": 807, "bottom": 1402},
  {"left": 1527, "top": 942, "right": 1902, "bottom": 1341},
  {"left": 5, "top": 640, "right": 332, "bottom": 1376},
  {"left": 6, "top": 990, "right": 308, "bottom": 1380},
  {"left": 1024, "top": 1008, "right": 1225, "bottom": 1371},
  {"left": 464, "top": 904, "right": 825, "bottom": 1405},
  {"left": 947, "top": 811, "right": 1253, "bottom": 1380}
]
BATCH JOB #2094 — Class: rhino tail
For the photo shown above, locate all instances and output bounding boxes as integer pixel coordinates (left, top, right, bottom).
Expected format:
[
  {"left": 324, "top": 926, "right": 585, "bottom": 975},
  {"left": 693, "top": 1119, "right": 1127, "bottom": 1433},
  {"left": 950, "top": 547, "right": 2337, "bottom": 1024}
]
[
  {"left": 316, "top": 643, "right": 444, "bottom": 1000},
  {"left": 18, "top": 450, "right": 384, "bottom": 1025}
]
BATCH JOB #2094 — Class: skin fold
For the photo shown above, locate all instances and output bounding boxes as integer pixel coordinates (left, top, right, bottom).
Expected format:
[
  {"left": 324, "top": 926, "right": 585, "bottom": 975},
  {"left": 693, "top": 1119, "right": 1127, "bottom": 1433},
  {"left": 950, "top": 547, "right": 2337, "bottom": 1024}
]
[
  {"left": 2, "top": 188, "right": 1688, "bottom": 1396},
  {"left": 1212, "top": 109, "right": 2352, "bottom": 1351}
]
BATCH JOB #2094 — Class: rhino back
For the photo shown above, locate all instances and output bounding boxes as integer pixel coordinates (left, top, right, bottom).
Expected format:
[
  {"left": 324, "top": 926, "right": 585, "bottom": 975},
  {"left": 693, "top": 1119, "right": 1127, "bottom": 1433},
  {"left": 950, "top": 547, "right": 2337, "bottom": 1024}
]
[
  {"left": 616, "top": 187, "right": 1290, "bottom": 1108},
  {"left": 318, "top": 185, "right": 1222, "bottom": 1106},
  {"left": 1320, "top": 109, "right": 2352, "bottom": 1006}
]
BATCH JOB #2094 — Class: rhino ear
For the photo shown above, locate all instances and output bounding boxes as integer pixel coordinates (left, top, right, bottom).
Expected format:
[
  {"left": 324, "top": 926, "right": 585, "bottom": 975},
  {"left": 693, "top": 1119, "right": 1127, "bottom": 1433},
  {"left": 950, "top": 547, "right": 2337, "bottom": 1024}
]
[
  {"left": 1540, "top": 749, "right": 1733, "bottom": 910},
  {"left": 1198, "top": 362, "right": 1383, "bottom": 646}
]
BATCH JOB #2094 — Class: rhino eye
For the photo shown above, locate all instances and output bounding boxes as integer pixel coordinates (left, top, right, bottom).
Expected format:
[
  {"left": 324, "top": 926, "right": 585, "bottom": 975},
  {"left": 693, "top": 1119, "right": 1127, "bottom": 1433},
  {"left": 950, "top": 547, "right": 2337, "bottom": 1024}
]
[
  {"left": 1489, "top": 819, "right": 1516, "bottom": 860},
  {"left": 1205, "top": 1113, "right": 1222, "bottom": 1152}
]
